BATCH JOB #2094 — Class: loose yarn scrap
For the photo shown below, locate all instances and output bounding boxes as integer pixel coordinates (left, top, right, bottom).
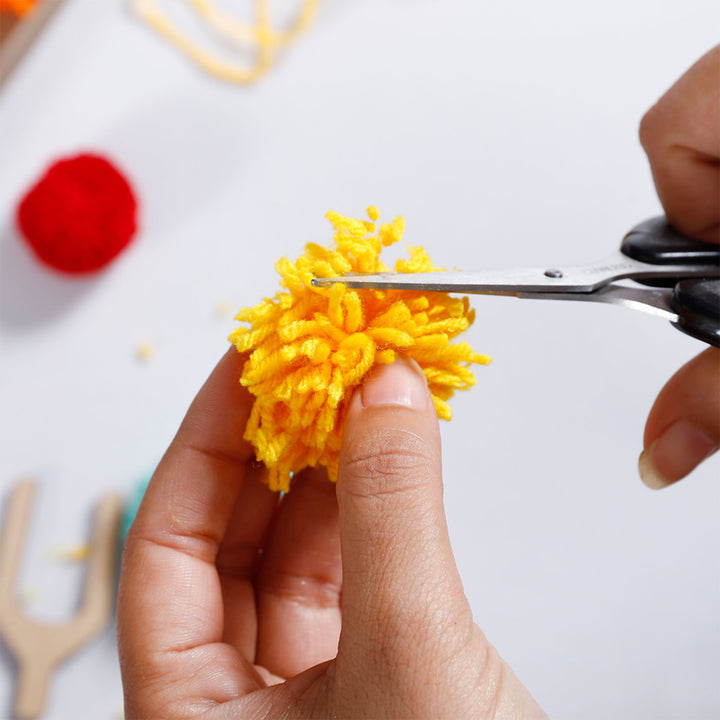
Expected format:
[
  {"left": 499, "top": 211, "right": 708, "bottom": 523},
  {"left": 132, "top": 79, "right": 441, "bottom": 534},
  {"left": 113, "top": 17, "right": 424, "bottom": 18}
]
[
  {"left": 132, "top": 0, "right": 318, "bottom": 84},
  {"left": 230, "top": 207, "right": 491, "bottom": 492}
]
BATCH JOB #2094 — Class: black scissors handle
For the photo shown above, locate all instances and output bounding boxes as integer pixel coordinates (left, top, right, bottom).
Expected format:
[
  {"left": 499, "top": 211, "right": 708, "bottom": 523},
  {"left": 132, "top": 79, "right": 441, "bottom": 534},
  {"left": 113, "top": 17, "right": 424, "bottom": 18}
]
[
  {"left": 669, "top": 278, "right": 720, "bottom": 347},
  {"left": 622, "top": 216, "right": 720, "bottom": 266},
  {"left": 622, "top": 217, "right": 720, "bottom": 346}
]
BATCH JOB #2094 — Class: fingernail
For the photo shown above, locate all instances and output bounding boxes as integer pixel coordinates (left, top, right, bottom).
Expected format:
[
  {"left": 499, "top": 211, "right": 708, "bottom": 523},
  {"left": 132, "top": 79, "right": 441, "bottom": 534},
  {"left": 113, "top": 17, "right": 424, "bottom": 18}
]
[
  {"left": 638, "top": 420, "right": 718, "bottom": 490},
  {"left": 360, "top": 357, "right": 428, "bottom": 411}
]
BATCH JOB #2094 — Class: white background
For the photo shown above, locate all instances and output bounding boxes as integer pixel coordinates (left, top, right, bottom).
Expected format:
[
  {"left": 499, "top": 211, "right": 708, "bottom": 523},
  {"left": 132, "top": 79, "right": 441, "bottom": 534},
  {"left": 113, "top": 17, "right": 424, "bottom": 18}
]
[{"left": 1, "top": 1, "right": 718, "bottom": 718}]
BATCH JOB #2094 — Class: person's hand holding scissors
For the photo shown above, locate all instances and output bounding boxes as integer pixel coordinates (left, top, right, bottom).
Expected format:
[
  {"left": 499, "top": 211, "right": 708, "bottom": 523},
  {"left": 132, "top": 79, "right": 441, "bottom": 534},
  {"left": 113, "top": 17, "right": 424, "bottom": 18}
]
[{"left": 638, "top": 45, "right": 719, "bottom": 489}]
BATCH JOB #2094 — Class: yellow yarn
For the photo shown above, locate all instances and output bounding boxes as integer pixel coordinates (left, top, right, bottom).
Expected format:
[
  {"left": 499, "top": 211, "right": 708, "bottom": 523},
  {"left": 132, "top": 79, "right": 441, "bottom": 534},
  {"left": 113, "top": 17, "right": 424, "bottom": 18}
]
[
  {"left": 132, "top": 0, "right": 318, "bottom": 84},
  {"left": 230, "top": 208, "right": 491, "bottom": 492}
]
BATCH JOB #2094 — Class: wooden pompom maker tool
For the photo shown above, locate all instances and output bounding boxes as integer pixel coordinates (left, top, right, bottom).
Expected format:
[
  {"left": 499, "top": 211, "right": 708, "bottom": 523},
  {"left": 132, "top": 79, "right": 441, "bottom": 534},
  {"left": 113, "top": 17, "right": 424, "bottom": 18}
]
[
  {"left": 0, "top": 0, "right": 68, "bottom": 89},
  {"left": 314, "top": 217, "right": 720, "bottom": 347},
  {"left": 0, "top": 480, "right": 122, "bottom": 719}
]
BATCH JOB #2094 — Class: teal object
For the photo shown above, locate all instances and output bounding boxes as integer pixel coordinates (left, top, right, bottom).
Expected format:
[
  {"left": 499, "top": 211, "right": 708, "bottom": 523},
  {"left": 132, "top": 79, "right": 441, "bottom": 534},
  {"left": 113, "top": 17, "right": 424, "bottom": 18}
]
[{"left": 120, "top": 476, "right": 150, "bottom": 545}]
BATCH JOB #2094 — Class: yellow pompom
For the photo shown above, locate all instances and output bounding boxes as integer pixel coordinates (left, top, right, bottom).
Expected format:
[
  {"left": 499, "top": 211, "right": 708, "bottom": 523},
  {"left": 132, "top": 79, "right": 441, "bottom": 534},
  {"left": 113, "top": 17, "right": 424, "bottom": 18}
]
[{"left": 230, "top": 208, "right": 491, "bottom": 492}]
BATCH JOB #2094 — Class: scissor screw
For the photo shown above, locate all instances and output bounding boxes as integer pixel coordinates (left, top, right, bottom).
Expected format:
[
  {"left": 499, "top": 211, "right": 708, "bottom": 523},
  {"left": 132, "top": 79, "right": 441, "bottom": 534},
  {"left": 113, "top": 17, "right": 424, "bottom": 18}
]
[{"left": 544, "top": 268, "right": 564, "bottom": 279}]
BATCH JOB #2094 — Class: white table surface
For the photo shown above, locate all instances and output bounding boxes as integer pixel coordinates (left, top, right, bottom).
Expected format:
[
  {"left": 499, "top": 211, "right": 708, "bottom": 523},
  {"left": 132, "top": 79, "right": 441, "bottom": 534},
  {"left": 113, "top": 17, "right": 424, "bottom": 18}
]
[{"left": 1, "top": 1, "right": 718, "bottom": 718}]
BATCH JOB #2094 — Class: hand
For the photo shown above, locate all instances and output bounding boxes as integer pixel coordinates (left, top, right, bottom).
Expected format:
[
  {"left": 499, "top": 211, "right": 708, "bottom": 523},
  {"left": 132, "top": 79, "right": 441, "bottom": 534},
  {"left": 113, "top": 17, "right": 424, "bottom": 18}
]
[
  {"left": 117, "top": 350, "right": 547, "bottom": 719},
  {"left": 637, "top": 45, "right": 720, "bottom": 489}
]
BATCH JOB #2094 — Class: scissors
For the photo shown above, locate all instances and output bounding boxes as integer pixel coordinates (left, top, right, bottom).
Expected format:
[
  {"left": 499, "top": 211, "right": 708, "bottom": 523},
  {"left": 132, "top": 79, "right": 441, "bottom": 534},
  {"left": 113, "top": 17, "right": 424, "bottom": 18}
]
[{"left": 312, "top": 217, "right": 720, "bottom": 347}]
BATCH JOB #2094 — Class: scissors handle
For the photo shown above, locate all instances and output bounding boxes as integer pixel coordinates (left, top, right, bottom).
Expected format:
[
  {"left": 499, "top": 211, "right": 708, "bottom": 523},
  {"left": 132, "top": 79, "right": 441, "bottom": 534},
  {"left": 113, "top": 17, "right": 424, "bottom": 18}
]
[
  {"left": 622, "top": 217, "right": 720, "bottom": 266},
  {"left": 671, "top": 278, "right": 720, "bottom": 347},
  {"left": 621, "top": 217, "right": 720, "bottom": 345}
]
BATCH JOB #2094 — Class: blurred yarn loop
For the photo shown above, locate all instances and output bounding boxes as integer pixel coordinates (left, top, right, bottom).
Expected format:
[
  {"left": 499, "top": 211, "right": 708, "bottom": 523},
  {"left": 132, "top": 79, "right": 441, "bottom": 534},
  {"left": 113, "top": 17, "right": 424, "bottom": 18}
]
[{"left": 132, "top": 0, "right": 319, "bottom": 84}]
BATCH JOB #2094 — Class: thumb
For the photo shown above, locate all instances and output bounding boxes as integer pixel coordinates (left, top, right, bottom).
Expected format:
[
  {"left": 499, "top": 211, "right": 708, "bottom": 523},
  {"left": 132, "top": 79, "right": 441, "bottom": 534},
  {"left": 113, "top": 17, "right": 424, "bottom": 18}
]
[
  {"left": 640, "top": 347, "right": 720, "bottom": 489},
  {"left": 334, "top": 357, "right": 476, "bottom": 678}
]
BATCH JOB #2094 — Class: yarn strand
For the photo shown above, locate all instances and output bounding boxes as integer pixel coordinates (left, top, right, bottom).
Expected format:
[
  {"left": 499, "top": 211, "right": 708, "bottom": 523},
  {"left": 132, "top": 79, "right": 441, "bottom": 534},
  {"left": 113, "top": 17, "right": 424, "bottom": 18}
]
[{"left": 132, "top": 0, "right": 318, "bottom": 84}]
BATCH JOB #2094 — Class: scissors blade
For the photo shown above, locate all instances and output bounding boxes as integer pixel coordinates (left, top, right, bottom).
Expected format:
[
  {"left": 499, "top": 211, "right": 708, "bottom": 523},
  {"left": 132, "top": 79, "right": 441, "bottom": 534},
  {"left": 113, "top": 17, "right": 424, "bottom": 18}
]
[
  {"left": 517, "top": 285, "right": 679, "bottom": 321},
  {"left": 311, "top": 250, "right": 718, "bottom": 294}
]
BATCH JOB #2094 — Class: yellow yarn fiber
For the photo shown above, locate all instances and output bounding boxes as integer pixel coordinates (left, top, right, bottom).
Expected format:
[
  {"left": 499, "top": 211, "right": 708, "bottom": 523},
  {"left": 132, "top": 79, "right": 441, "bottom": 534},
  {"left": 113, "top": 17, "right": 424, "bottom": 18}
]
[
  {"left": 132, "top": 0, "right": 318, "bottom": 84},
  {"left": 230, "top": 208, "right": 491, "bottom": 492}
]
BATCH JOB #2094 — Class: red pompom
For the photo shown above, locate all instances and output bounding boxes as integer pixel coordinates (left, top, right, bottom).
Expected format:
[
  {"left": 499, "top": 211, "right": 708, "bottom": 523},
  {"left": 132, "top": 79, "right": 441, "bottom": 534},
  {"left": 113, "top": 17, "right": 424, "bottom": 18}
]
[{"left": 17, "top": 153, "right": 138, "bottom": 274}]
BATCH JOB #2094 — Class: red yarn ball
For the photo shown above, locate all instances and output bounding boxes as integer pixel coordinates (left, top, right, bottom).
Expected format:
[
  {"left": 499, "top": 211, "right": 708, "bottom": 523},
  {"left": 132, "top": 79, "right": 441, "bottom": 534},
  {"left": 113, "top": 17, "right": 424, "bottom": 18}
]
[{"left": 17, "top": 153, "right": 138, "bottom": 274}]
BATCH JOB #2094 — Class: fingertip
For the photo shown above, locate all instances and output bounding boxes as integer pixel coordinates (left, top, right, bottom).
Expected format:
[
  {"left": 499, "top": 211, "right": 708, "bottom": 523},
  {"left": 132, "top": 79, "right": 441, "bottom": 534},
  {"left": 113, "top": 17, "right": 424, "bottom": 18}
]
[
  {"left": 339, "top": 357, "right": 440, "bottom": 504},
  {"left": 641, "top": 347, "right": 720, "bottom": 489},
  {"left": 350, "top": 356, "right": 431, "bottom": 414},
  {"left": 638, "top": 446, "right": 674, "bottom": 490},
  {"left": 177, "top": 347, "right": 254, "bottom": 446},
  {"left": 639, "top": 420, "right": 718, "bottom": 490}
]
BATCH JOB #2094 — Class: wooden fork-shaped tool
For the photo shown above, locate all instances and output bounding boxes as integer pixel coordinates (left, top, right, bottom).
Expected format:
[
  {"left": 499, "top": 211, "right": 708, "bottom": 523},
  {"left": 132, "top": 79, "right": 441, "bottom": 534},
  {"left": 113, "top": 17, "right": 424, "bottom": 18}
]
[{"left": 0, "top": 480, "right": 121, "bottom": 719}]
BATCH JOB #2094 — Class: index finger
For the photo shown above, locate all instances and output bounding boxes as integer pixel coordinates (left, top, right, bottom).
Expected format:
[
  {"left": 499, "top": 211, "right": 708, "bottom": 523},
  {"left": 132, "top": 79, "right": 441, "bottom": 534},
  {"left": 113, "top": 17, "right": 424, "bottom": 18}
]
[
  {"left": 117, "top": 349, "right": 264, "bottom": 715},
  {"left": 639, "top": 45, "right": 720, "bottom": 244}
]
